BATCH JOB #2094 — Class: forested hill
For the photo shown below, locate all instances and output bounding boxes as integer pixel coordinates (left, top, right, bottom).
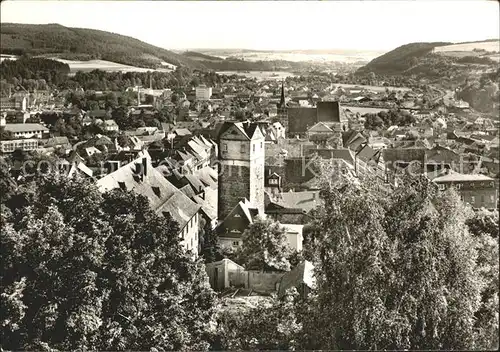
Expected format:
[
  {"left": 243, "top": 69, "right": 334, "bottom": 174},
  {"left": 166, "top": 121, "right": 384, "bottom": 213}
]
[
  {"left": 356, "top": 42, "right": 451, "bottom": 75},
  {"left": 0, "top": 23, "right": 206, "bottom": 69}
]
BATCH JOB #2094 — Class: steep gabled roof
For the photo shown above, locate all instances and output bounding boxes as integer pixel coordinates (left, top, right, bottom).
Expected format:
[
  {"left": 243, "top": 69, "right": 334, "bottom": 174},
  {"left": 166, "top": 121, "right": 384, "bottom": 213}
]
[
  {"left": 432, "top": 170, "right": 493, "bottom": 183},
  {"left": 317, "top": 101, "right": 344, "bottom": 123},
  {"left": 192, "top": 194, "right": 217, "bottom": 221},
  {"left": 307, "top": 122, "right": 334, "bottom": 133},
  {"left": 97, "top": 150, "right": 200, "bottom": 229},
  {"left": 287, "top": 107, "right": 317, "bottom": 134}
]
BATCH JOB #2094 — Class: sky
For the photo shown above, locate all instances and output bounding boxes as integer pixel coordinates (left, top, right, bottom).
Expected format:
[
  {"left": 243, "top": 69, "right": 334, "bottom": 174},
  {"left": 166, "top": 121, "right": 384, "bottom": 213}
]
[{"left": 1, "top": 0, "right": 499, "bottom": 51}]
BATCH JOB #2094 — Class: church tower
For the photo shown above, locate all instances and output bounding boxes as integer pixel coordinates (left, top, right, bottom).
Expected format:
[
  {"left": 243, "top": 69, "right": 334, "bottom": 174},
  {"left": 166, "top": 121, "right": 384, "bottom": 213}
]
[
  {"left": 217, "top": 121, "right": 265, "bottom": 221},
  {"left": 279, "top": 79, "right": 285, "bottom": 109}
]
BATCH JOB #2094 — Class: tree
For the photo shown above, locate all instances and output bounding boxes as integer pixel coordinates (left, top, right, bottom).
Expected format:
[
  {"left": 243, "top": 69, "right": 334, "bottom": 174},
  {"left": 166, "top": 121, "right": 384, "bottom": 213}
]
[
  {"left": 214, "top": 289, "right": 302, "bottom": 350},
  {"left": 0, "top": 158, "right": 17, "bottom": 203},
  {"left": 1, "top": 175, "right": 217, "bottom": 351},
  {"left": 466, "top": 209, "right": 499, "bottom": 349},
  {"left": 200, "top": 223, "right": 223, "bottom": 264},
  {"left": 237, "top": 217, "right": 292, "bottom": 271},
  {"left": 111, "top": 105, "right": 132, "bottom": 130},
  {"left": 303, "top": 176, "right": 488, "bottom": 350},
  {"left": 0, "top": 127, "right": 12, "bottom": 140}
]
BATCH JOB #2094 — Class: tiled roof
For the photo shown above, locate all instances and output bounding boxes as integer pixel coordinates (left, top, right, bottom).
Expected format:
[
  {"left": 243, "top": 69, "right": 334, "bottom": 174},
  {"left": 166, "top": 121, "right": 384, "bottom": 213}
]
[
  {"left": 287, "top": 107, "right": 317, "bottom": 134},
  {"left": 4, "top": 123, "right": 49, "bottom": 133},
  {"left": 432, "top": 170, "right": 493, "bottom": 183},
  {"left": 309, "top": 148, "right": 355, "bottom": 165},
  {"left": 317, "top": 101, "right": 344, "bottom": 123},
  {"left": 307, "top": 122, "right": 334, "bottom": 133},
  {"left": 179, "top": 184, "right": 197, "bottom": 198},
  {"left": 194, "top": 166, "right": 218, "bottom": 189},
  {"left": 97, "top": 150, "right": 199, "bottom": 229},
  {"left": 277, "top": 191, "right": 321, "bottom": 214},
  {"left": 44, "top": 136, "right": 70, "bottom": 147},
  {"left": 192, "top": 195, "right": 217, "bottom": 221},
  {"left": 356, "top": 145, "right": 378, "bottom": 163}
]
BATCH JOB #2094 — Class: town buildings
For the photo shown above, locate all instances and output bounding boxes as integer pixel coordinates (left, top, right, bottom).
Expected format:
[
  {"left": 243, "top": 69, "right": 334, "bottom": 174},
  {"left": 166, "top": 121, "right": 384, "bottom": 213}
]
[
  {"left": 196, "top": 85, "right": 213, "bottom": 101},
  {"left": 430, "top": 170, "right": 498, "bottom": 210},
  {"left": 3, "top": 123, "right": 49, "bottom": 139},
  {"left": 96, "top": 150, "right": 201, "bottom": 256}
]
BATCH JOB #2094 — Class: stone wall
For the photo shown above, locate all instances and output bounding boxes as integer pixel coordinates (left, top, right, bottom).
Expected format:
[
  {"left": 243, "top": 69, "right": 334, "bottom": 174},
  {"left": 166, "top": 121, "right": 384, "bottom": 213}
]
[
  {"left": 218, "top": 162, "right": 250, "bottom": 220},
  {"left": 205, "top": 259, "right": 286, "bottom": 294}
]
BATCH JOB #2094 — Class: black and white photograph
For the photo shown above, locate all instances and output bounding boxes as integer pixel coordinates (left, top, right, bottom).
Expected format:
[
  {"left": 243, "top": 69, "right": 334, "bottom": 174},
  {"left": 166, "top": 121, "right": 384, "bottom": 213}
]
[{"left": 0, "top": 0, "right": 499, "bottom": 350}]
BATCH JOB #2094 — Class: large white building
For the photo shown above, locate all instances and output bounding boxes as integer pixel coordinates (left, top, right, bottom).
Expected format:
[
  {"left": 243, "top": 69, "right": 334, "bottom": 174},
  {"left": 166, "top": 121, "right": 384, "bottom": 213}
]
[
  {"left": 195, "top": 85, "right": 212, "bottom": 101},
  {"left": 4, "top": 123, "right": 49, "bottom": 139}
]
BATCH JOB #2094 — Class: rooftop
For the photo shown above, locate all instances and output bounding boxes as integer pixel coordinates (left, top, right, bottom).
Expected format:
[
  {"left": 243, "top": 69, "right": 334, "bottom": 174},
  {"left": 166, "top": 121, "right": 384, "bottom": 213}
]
[
  {"left": 4, "top": 123, "right": 49, "bottom": 133},
  {"left": 432, "top": 170, "right": 494, "bottom": 183}
]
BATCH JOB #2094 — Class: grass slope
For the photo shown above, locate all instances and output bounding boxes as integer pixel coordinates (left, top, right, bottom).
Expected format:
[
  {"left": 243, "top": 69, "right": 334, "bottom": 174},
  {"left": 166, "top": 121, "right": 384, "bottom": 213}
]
[{"left": 0, "top": 23, "right": 206, "bottom": 70}]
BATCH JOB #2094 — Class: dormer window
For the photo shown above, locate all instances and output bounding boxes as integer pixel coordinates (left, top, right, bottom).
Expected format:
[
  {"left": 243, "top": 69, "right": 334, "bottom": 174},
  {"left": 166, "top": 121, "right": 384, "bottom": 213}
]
[
  {"left": 118, "top": 181, "right": 127, "bottom": 191},
  {"left": 152, "top": 186, "right": 161, "bottom": 197}
]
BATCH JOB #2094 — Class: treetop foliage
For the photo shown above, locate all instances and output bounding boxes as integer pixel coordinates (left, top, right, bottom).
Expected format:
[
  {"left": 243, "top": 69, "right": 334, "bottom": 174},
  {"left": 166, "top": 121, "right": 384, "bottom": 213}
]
[{"left": 1, "top": 174, "right": 217, "bottom": 351}]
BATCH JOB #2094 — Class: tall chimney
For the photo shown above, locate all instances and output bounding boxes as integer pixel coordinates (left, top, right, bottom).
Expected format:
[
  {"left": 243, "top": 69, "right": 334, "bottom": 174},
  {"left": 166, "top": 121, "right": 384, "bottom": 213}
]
[{"left": 142, "top": 157, "right": 148, "bottom": 176}]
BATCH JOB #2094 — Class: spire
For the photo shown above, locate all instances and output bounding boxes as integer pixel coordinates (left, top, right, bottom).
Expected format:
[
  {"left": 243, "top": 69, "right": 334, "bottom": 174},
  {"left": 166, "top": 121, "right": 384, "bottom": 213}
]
[{"left": 279, "top": 79, "right": 285, "bottom": 108}]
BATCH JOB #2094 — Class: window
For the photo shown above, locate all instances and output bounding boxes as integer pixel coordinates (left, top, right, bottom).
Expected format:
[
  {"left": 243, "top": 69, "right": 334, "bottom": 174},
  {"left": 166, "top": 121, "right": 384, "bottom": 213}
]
[
  {"left": 470, "top": 196, "right": 476, "bottom": 203},
  {"left": 223, "top": 143, "right": 228, "bottom": 152},
  {"left": 455, "top": 183, "right": 462, "bottom": 190},
  {"left": 232, "top": 241, "right": 239, "bottom": 246},
  {"left": 260, "top": 142, "right": 263, "bottom": 148},
  {"left": 253, "top": 144, "right": 256, "bottom": 152},
  {"left": 269, "top": 178, "right": 278, "bottom": 185},
  {"left": 438, "top": 184, "right": 445, "bottom": 191},
  {"left": 240, "top": 143, "right": 245, "bottom": 153},
  {"left": 490, "top": 195, "right": 495, "bottom": 202}
]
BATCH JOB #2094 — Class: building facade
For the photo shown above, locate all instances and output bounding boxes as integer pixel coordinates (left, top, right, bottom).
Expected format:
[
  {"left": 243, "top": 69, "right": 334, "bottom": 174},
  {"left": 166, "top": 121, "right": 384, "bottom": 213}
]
[
  {"left": 432, "top": 171, "right": 498, "bottom": 210},
  {"left": 4, "top": 123, "right": 49, "bottom": 139},
  {"left": 196, "top": 85, "right": 212, "bottom": 101},
  {"left": 0, "top": 138, "right": 39, "bottom": 153}
]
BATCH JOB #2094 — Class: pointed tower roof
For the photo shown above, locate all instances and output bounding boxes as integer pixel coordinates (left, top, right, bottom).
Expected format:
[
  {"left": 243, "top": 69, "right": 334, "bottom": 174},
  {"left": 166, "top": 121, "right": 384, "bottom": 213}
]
[{"left": 279, "top": 79, "right": 285, "bottom": 108}]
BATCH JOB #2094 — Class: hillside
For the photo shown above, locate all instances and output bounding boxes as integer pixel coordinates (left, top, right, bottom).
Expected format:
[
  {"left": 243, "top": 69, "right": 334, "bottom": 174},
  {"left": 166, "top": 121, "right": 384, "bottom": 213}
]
[
  {"left": 181, "top": 52, "right": 322, "bottom": 72},
  {"left": 356, "top": 40, "right": 499, "bottom": 87},
  {"left": 356, "top": 42, "right": 452, "bottom": 75},
  {"left": 0, "top": 23, "right": 206, "bottom": 70},
  {"left": 182, "top": 51, "right": 223, "bottom": 62}
]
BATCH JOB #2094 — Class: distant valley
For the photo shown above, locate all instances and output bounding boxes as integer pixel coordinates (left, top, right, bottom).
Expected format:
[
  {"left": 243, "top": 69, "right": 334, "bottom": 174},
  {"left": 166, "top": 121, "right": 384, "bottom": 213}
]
[{"left": 180, "top": 48, "right": 385, "bottom": 65}]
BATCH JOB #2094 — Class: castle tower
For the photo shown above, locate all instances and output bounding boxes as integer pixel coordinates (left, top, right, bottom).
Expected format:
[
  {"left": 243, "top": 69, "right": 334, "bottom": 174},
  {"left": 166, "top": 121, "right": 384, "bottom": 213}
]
[{"left": 218, "top": 121, "right": 265, "bottom": 221}]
